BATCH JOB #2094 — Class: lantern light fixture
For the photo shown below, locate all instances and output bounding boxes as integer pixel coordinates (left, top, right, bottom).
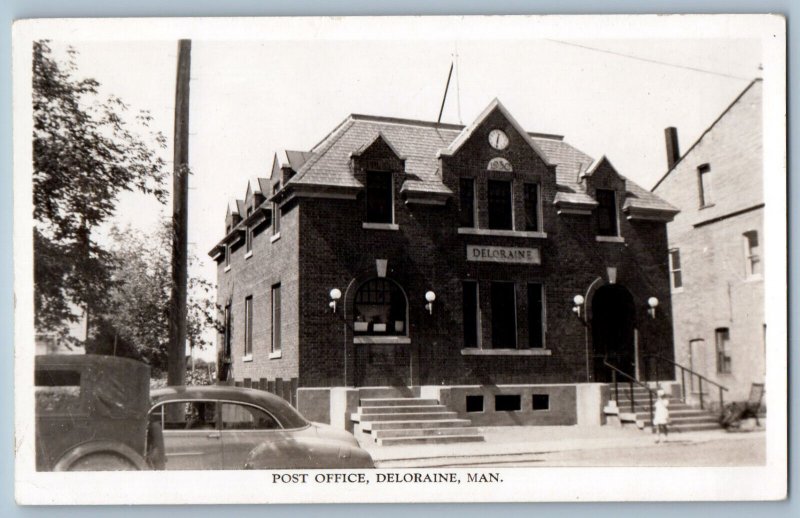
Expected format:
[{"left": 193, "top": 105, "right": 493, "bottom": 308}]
[
  {"left": 329, "top": 288, "right": 342, "bottom": 313},
  {"left": 425, "top": 291, "right": 436, "bottom": 315}
]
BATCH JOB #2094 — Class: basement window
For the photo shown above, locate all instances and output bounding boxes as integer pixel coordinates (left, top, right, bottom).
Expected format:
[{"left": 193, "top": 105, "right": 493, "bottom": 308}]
[
  {"left": 532, "top": 394, "right": 550, "bottom": 411},
  {"left": 495, "top": 394, "right": 521, "bottom": 412},
  {"left": 466, "top": 395, "right": 484, "bottom": 413}
]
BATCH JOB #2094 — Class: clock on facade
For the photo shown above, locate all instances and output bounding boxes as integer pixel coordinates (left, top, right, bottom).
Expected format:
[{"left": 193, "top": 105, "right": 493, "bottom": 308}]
[{"left": 488, "top": 129, "right": 509, "bottom": 150}]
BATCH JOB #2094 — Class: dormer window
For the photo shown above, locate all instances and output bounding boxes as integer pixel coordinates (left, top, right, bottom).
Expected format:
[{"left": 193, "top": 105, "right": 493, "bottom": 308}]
[
  {"left": 487, "top": 180, "right": 513, "bottom": 230},
  {"left": 272, "top": 183, "right": 281, "bottom": 235},
  {"left": 224, "top": 244, "right": 231, "bottom": 268},
  {"left": 595, "top": 189, "right": 619, "bottom": 236},
  {"left": 365, "top": 171, "right": 393, "bottom": 224}
]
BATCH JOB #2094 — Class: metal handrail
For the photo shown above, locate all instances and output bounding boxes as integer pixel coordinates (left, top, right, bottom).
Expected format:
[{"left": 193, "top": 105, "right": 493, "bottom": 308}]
[
  {"left": 643, "top": 353, "right": 729, "bottom": 411},
  {"left": 603, "top": 358, "right": 657, "bottom": 429}
]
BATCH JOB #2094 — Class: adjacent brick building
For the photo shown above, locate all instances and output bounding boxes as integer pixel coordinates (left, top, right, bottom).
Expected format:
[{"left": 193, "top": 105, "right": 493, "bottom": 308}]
[
  {"left": 211, "top": 99, "right": 679, "bottom": 427},
  {"left": 653, "top": 80, "right": 764, "bottom": 404}
]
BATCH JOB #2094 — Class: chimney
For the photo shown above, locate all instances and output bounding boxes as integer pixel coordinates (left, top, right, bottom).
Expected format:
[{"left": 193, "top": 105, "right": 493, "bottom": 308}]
[{"left": 664, "top": 127, "right": 680, "bottom": 169}]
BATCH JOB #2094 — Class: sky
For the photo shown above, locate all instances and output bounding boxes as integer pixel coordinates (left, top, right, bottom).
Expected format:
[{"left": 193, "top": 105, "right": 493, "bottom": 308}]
[{"left": 44, "top": 28, "right": 763, "bottom": 358}]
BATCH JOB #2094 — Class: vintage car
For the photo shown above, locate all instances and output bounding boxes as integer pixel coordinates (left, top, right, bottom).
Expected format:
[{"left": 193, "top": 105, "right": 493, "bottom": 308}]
[
  {"left": 149, "top": 385, "right": 375, "bottom": 470},
  {"left": 35, "top": 354, "right": 153, "bottom": 471}
]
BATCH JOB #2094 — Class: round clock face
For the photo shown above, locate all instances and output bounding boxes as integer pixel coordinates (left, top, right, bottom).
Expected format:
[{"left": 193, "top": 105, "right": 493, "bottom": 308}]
[{"left": 488, "top": 129, "right": 509, "bottom": 150}]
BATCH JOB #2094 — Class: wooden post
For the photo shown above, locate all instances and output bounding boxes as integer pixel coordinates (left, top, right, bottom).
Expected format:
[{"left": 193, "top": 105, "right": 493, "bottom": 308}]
[{"left": 167, "top": 39, "right": 192, "bottom": 388}]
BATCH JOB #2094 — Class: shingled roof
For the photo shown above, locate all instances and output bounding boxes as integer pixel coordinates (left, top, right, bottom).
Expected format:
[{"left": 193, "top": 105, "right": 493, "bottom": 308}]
[{"left": 282, "top": 107, "right": 675, "bottom": 214}]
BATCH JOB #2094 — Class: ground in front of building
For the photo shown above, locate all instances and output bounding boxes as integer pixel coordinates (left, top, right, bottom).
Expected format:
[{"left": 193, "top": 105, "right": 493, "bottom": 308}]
[{"left": 368, "top": 425, "right": 765, "bottom": 468}]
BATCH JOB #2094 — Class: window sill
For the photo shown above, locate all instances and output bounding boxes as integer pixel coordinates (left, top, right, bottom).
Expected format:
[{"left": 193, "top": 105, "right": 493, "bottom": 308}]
[
  {"left": 242, "top": 355, "right": 253, "bottom": 363},
  {"left": 224, "top": 265, "right": 232, "bottom": 273},
  {"left": 269, "top": 351, "right": 282, "bottom": 359},
  {"left": 270, "top": 233, "right": 281, "bottom": 243},
  {"left": 458, "top": 228, "right": 547, "bottom": 238},
  {"left": 460, "top": 348, "right": 552, "bottom": 356},
  {"left": 354, "top": 336, "right": 411, "bottom": 345},
  {"left": 244, "top": 250, "right": 253, "bottom": 260},
  {"left": 362, "top": 222, "right": 399, "bottom": 231},
  {"left": 595, "top": 235, "right": 625, "bottom": 243}
]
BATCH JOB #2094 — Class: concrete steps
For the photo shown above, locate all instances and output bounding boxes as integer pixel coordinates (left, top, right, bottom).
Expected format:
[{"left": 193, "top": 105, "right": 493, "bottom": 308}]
[
  {"left": 352, "top": 395, "right": 485, "bottom": 445},
  {"left": 611, "top": 387, "right": 724, "bottom": 433}
]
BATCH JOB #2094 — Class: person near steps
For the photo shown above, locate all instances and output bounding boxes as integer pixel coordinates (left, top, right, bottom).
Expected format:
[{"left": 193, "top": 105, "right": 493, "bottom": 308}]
[{"left": 653, "top": 389, "right": 670, "bottom": 443}]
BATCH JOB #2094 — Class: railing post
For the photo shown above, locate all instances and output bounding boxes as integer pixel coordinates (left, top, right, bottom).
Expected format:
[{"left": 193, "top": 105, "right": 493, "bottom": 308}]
[
  {"left": 680, "top": 368, "right": 686, "bottom": 403},
  {"left": 629, "top": 380, "right": 634, "bottom": 413},
  {"left": 698, "top": 377, "right": 704, "bottom": 410},
  {"left": 718, "top": 386, "right": 724, "bottom": 411},
  {"left": 612, "top": 369, "right": 618, "bottom": 403},
  {"left": 648, "top": 390, "right": 654, "bottom": 433}
]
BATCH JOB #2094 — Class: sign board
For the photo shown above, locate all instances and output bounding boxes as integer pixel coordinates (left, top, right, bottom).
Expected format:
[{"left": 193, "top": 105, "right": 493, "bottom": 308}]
[{"left": 467, "top": 245, "right": 541, "bottom": 264}]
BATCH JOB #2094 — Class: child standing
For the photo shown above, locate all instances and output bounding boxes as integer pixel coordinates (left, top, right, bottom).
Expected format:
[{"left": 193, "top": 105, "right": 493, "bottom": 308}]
[{"left": 653, "top": 389, "right": 670, "bottom": 443}]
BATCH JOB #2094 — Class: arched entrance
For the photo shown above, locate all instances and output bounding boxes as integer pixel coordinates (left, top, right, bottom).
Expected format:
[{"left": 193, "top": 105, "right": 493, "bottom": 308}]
[
  {"left": 591, "top": 284, "right": 637, "bottom": 382},
  {"left": 350, "top": 277, "right": 412, "bottom": 387}
]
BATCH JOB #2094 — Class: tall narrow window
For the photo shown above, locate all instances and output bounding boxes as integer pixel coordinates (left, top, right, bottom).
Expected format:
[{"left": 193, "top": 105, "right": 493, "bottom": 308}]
[
  {"left": 715, "top": 327, "right": 731, "bottom": 374},
  {"left": 595, "top": 189, "right": 618, "bottom": 236},
  {"left": 490, "top": 282, "right": 517, "bottom": 348},
  {"left": 459, "top": 178, "right": 476, "bottom": 228},
  {"left": 224, "top": 244, "right": 231, "bottom": 268},
  {"left": 365, "top": 171, "right": 393, "bottom": 223},
  {"left": 527, "top": 283, "right": 544, "bottom": 349},
  {"left": 462, "top": 281, "right": 479, "bottom": 348},
  {"left": 223, "top": 305, "right": 232, "bottom": 359},
  {"left": 743, "top": 230, "right": 761, "bottom": 277},
  {"left": 523, "top": 183, "right": 540, "bottom": 231},
  {"left": 244, "top": 296, "right": 253, "bottom": 358},
  {"left": 698, "top": 164, "right": 713, "bottom": 207},
  {"left": 245, "top": 207, "right": 254, "bottom": 252},
  {"left": 669, "top": 249, "right": 683, "bottom": 289},
  {"left": 272, "top": 183, "right": 281, "bottom": 235},
  {"left": 487, "top": 180, "right": 513, "bottom": 230},
  {"left": 271, "top": 284, "right": 281, "bottom": 353}
]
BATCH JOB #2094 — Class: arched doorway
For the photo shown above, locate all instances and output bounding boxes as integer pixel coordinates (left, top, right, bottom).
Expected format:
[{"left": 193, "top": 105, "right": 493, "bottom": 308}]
[
  {"left": 591, "top": 284, "right": 637, "bottom": 382},
  {"left": 351, "top": 277, "right": 412, "bottom": 387}
]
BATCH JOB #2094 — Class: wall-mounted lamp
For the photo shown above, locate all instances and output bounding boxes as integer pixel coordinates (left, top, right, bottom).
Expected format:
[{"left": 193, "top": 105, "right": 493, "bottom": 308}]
[
  {"left": 647, "top": 297, "right": 659, "bottom": 319},
  {"left": 425, "top": 291, "right": 436, "bottom": 315},
  {"left": 329, "top": 288, "right": 342, "bottom": 313},
  {"left": 572, "top": 294, "right": 585, "bottom": 319}
]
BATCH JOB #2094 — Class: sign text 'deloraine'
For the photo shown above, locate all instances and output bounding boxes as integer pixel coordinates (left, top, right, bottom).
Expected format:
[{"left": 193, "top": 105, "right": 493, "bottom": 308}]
[{"left": 466, "top": 245, "right": 541, "bottom": 264}]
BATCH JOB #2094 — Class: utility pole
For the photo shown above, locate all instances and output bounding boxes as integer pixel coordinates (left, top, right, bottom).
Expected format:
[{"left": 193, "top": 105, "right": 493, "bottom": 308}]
[{"left": 168, "top": 40, "right": 191, "bottom": 387}]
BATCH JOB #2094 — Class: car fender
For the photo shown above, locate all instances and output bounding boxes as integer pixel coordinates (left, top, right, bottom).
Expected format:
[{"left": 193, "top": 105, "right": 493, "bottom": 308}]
[
  {"left": 244, "top": 437, "right": 373, "bottom": 469},
  {"left": 53, "top": 440, "right": 149, "bottom": 471}
]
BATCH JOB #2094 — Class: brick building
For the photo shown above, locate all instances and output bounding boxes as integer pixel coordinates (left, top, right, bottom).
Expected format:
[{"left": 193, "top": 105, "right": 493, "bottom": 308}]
[
  {"left": 653, "top": 80, "right": 764, "bottom": 404},
  {"left": 210, "top": 99, "right": 679, "bottom": 429}
]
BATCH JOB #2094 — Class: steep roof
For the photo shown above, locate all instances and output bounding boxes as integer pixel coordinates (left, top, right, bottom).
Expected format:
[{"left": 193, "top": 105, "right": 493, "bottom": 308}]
[{"left": 284, "top": 108, "right": 673, "bottom": 212}]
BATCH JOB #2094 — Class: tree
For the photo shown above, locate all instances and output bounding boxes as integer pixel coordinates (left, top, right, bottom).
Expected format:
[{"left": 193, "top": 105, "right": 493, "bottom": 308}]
[
  {"left": 33, "top": 40, "right": 168, "bottom": 342},
  {"left": 88, "top": 223, "right": 218, "bottom": 375}
]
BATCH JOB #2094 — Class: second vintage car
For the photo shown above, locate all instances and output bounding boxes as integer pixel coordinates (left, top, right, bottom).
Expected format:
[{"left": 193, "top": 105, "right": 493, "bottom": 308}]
[{"left": 148, "top": 385, "right": 374, "bottom": 470}]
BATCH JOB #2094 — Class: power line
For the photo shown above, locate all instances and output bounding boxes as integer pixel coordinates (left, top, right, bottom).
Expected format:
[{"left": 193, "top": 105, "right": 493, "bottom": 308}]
[{"left": 546, "top": 39, "right": 753, "bottom": 81}]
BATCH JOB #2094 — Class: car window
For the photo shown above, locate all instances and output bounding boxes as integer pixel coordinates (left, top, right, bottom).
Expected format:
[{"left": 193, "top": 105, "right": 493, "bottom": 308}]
[
  {"left": 35, "top": 369, "right": 83, "bottom": 415},
  {"left": 152, "top": 401, "right": 219, "bottom": 430},
  {"left": 221, "top": 403, "right": 281, "bottom": 430}
]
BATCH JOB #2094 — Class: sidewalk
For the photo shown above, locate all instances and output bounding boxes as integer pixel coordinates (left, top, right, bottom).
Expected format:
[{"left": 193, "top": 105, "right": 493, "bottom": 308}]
[{"left": 363, "top": 424, "right": 766, "bottom": 468}]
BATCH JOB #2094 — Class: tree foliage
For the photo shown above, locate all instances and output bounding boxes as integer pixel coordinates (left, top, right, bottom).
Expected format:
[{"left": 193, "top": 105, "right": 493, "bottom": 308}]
[
  {"left": 33, "top": 40, "right": 168, "bottom": 340},
  {"left": 88, "top": 223, "right": 218, "bottom": 375}
]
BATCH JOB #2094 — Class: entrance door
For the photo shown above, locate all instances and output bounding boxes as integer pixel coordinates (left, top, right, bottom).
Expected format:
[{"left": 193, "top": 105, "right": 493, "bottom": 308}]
[
  {"left": 352, "top": 278, "right": 411, "bottom": 387},
  {"left": 591, "top": 284, "right": 637, "bottom": 382}
]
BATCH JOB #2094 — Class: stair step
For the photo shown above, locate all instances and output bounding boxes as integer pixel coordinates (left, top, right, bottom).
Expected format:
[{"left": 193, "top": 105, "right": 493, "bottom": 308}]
[
  {"left": 359, "top": 398, "right": 440, "bottom": 407},
  {"left": 372, "top": 427, "right": 481, "bottom": 439},
  {"left": 362, "top": 419, "right": 473, "bottom": 432},
  {"left": 646, "top": 422, "right": 723, "bottom": 432},
  {"left": 358, "top": 405, "right": 448, "bottom": 414},
  {"left": 353, "top": 411, "right": 458, "bottom": 422},
  {"left": 376, "top": 434, "right": 486, "bottom": 446}
]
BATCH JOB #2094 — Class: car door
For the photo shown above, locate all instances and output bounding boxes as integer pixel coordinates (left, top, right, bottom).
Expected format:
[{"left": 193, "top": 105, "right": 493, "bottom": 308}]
[
  {"left": 151, "top": 400, "right": 223, "bottom": 470},
  {"left": 219, "top": 402, "right": 288, "bottom": 469}
]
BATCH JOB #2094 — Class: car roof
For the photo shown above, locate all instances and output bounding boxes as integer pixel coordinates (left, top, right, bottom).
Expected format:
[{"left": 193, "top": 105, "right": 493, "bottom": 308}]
[{"left": 150, "top": 385, "right": 308, "bottom": 428}]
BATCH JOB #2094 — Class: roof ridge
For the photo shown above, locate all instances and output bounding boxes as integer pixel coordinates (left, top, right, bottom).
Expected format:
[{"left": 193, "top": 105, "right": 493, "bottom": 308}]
[
  {"left": 350, "top": 113, "right": 465, "bottom": 131},
  {"left": 651, "top": 78, "right": 761, "bottom": 192}
]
